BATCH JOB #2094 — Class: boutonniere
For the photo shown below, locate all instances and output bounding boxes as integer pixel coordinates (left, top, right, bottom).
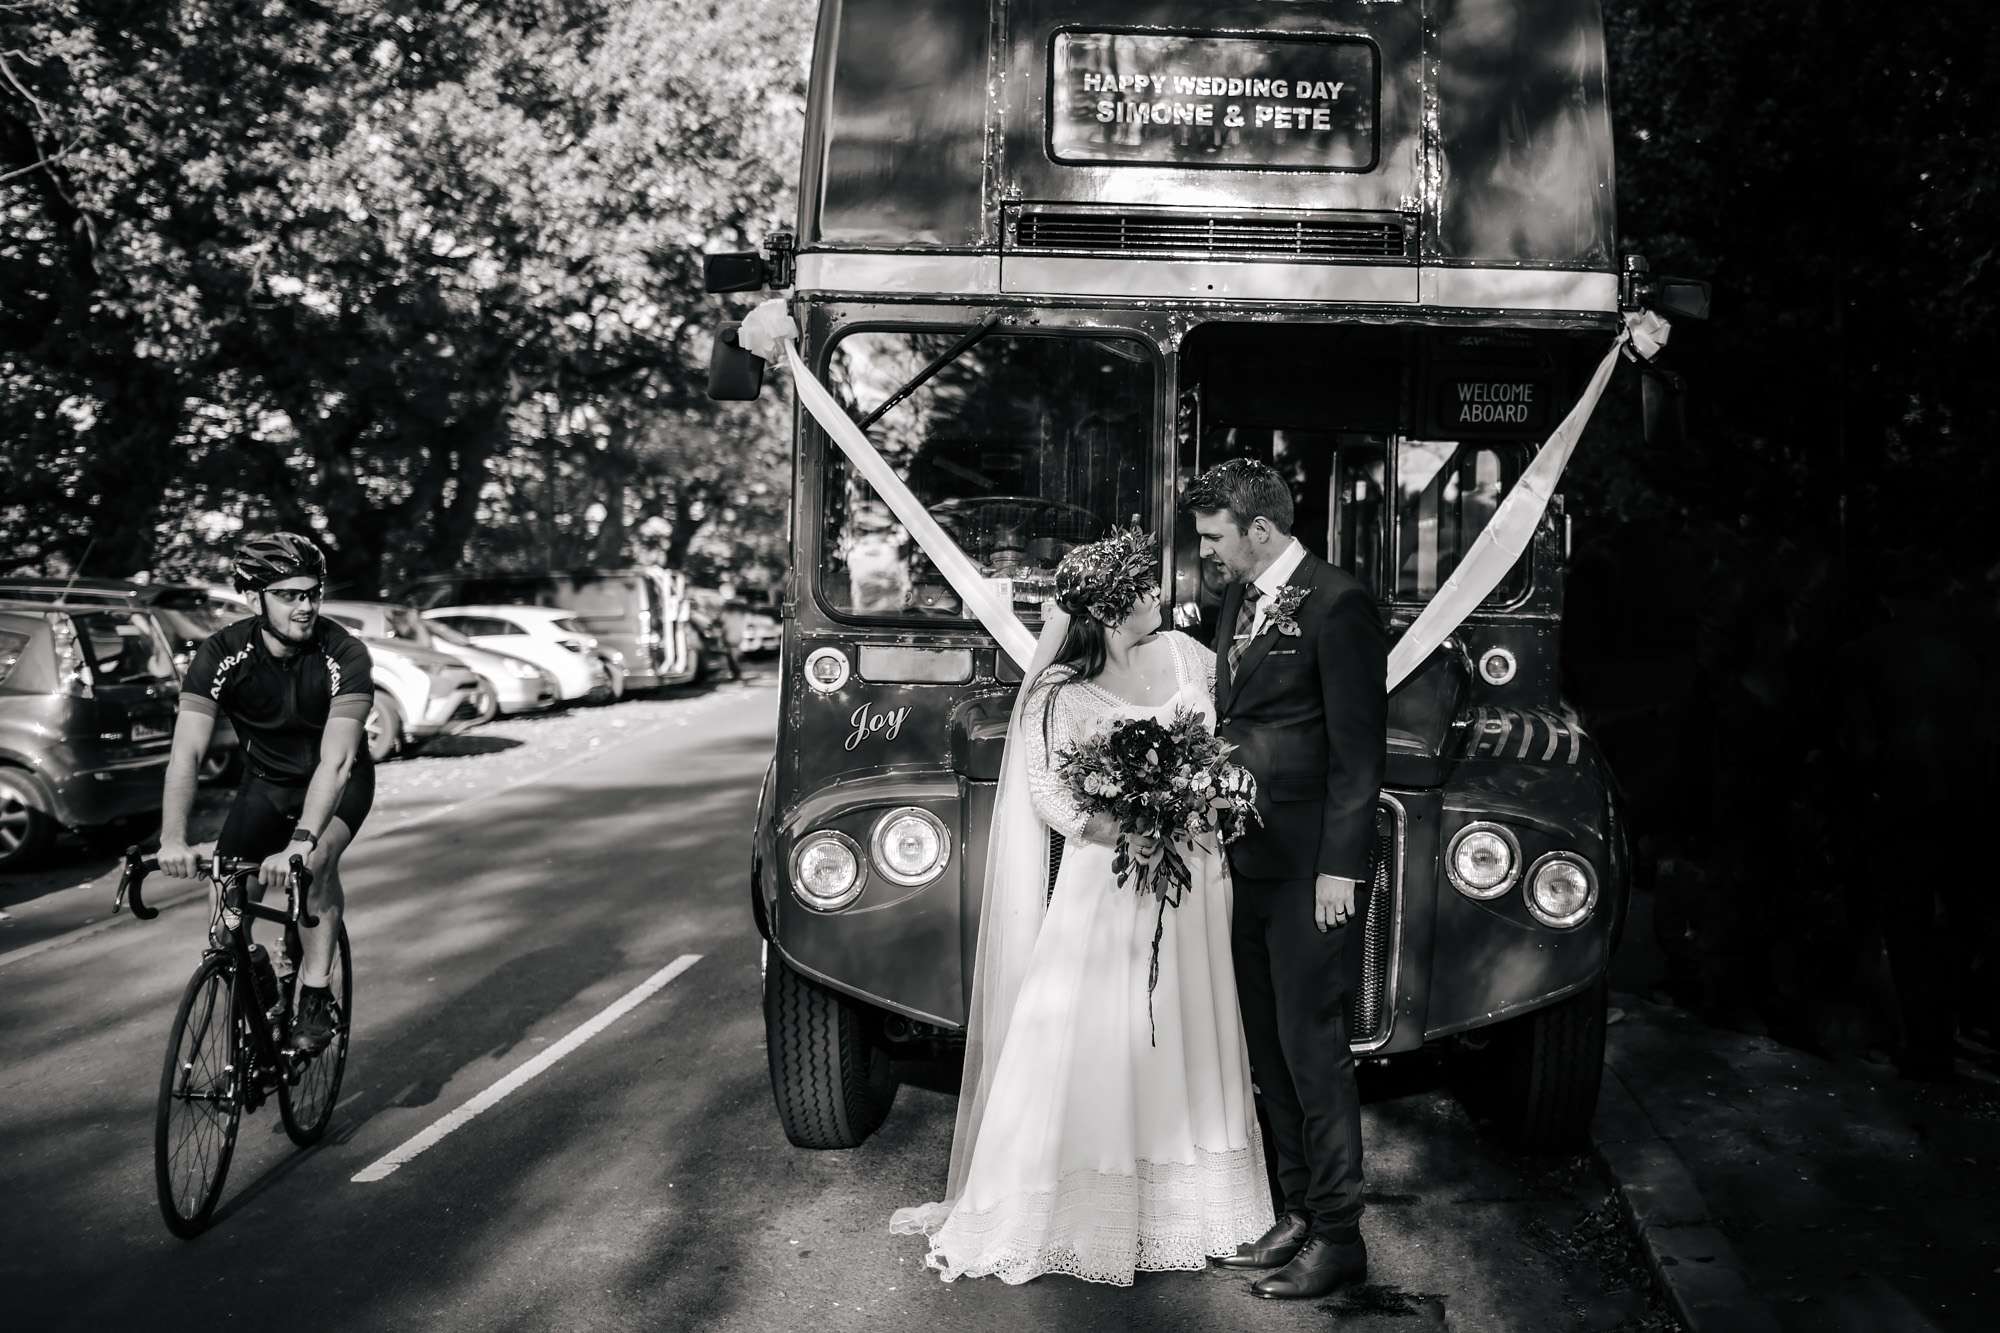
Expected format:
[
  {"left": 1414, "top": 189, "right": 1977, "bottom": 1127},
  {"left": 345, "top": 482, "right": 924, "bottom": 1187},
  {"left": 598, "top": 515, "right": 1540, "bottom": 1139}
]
[{"left": 1266, "top": 585, "right": 1310, "bottom": 637}]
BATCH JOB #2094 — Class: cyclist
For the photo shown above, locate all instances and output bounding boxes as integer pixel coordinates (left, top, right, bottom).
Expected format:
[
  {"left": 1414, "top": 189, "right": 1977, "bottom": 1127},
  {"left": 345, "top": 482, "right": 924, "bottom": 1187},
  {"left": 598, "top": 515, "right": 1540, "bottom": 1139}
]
[{"left": 157, "top": 533, "right": 374, "bottom": 1053}]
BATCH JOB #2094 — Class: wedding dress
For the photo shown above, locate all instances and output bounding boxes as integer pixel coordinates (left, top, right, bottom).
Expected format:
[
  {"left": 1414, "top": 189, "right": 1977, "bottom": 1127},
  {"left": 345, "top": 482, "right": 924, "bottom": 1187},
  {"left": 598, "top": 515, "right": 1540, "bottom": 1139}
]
[{"left": 890, "top": 629, "right": 1272, "bottom": 1285}]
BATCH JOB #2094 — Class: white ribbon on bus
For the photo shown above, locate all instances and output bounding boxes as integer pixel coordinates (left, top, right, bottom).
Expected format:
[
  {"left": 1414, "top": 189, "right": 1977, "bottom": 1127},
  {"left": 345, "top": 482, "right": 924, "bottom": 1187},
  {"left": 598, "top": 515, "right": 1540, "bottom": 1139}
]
[{"left": 736, "top": 299, "right": 1669, "bottom": 689}]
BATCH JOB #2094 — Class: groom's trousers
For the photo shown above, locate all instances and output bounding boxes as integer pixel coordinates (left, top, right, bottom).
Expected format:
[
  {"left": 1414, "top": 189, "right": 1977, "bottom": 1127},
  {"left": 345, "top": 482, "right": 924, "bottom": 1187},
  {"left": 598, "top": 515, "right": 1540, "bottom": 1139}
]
[{"left": 1231, "top": 872, "right": 1369, "bottom": 1239}]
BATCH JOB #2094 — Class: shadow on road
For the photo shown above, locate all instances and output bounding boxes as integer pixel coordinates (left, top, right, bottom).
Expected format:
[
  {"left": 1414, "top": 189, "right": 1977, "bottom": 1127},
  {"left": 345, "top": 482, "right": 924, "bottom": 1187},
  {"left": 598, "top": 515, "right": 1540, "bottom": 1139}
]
[{"left": 407, "top": 734, "right": 526, "bottom": 760}]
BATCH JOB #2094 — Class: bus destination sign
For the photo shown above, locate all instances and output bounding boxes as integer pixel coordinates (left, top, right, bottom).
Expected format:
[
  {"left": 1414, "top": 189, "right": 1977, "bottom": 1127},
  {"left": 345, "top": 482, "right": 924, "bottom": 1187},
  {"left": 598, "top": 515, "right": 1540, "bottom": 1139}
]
[
  {"left": 1051, "top": 32, "right": 1378, "bottom": 172},
  {"left": 1431, "top": 375, "right": 1553, "bottom": 438}
]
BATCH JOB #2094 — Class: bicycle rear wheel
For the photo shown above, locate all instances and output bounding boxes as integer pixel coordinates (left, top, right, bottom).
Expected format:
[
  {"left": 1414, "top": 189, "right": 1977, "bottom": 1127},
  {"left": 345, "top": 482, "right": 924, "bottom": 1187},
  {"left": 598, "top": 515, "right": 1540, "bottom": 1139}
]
[
  {"left": 154, "top": 955, "right": 244, "bottom": 1238},
  {"left": 279, "top": 923, "right": 351, "bottom": 1147}
]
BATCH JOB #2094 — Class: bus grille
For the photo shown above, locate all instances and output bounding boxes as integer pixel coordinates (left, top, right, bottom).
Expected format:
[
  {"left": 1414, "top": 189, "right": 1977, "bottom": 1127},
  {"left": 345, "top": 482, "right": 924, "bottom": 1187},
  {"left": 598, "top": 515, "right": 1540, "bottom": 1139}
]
[
  {"left": 1047, "top": 803, "right": 1399, "bottom": 1047},
  {"left": 1012, "top": 209, "right": 1411, "bottom": 260},
  {"left": 1344, "top": 804, "right": 1400, "bottom": 1046}
]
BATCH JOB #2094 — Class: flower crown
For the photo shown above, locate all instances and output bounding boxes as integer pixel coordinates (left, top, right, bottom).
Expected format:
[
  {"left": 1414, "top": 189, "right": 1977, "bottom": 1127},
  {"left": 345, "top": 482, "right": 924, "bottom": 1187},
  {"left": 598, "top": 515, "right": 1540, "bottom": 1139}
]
[{"left": 1054, "top": 527, "right": 1158, "bottom": 621}]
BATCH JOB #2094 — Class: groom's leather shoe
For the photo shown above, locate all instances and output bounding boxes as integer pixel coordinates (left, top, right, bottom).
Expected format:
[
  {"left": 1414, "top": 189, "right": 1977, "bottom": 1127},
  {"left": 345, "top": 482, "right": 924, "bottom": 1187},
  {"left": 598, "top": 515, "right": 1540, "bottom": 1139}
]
[
  {"left": 1249, "top": 1234, "right": 1368, "bottom": 1299},
  {"left": 1210, "top": 1210, "right": 1311, "bottom": 1270}
]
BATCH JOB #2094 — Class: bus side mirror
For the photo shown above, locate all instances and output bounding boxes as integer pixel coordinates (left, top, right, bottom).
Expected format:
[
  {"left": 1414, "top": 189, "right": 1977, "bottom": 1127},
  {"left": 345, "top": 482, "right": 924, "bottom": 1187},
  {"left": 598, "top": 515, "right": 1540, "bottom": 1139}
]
[
  {"left": 703, "top": 252, "right": 769, "bottom": 294},
  {"left": 708, "top": 322, "right": 766, "bottom": 401},
  {"left": 1652, "top": 277, "right": 1711, "bottom": 322},
  {"left": 1621, "top": 257, "right": 1711, "bottom": 321}
]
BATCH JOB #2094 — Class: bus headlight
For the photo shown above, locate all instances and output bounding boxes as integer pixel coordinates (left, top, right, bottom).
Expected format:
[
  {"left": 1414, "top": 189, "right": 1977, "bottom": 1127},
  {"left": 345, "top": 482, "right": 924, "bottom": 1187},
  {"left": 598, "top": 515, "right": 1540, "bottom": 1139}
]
[
  {"left": 871, "top": 807, "right": 950, "bottom": 887},
  {"left": 791, "top": 831, "right": 865, "bottom": 910},
  {"left": 1527, "top": 854, "right": 1597, "bottom": 928},
  {"left": 1447, "top": 823, "right": 1520, "bottom": 900}
]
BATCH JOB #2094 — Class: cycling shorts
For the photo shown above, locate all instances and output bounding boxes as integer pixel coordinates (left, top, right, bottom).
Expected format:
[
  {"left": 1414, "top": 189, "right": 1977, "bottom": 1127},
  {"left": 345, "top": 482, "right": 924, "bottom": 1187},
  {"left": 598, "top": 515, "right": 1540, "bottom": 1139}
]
[{"left": 215, "top": 765, "right": 375, "bottom": 863}]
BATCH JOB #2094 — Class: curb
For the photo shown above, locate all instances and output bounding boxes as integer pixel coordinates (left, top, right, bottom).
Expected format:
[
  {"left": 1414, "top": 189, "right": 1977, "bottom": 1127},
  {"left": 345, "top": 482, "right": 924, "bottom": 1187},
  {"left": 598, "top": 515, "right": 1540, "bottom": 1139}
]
[{"left": 1592, "top": 1064, "right": 1784, "bottom": 1333}]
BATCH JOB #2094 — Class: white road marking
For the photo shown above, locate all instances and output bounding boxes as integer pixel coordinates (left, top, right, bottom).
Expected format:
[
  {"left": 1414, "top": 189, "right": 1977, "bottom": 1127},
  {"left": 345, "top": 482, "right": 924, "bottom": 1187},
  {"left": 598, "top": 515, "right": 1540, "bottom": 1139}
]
[
  {"left": 351, "top": 953, "right": 702, "bottom": 1183},
  {"left": 0, "top": 713, "right": 683, "bottom": 973}
]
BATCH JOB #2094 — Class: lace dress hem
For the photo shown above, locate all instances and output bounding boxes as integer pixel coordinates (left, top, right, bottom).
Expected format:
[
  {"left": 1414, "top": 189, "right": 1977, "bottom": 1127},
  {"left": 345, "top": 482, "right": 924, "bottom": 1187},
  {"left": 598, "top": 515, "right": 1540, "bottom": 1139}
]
[{"left": 892, "top": 1129, "right": 1273, "bottom": 1287}]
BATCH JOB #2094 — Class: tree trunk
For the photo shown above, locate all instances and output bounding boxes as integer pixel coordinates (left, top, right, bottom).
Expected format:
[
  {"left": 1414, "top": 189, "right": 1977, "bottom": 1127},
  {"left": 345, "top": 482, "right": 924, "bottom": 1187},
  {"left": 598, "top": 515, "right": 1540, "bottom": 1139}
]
[
  {"left": 665, "top": 486, "right": 707, "bottom": 570},
  {"left": 594, "top": 478, "right": 628, "bottom": 564}
]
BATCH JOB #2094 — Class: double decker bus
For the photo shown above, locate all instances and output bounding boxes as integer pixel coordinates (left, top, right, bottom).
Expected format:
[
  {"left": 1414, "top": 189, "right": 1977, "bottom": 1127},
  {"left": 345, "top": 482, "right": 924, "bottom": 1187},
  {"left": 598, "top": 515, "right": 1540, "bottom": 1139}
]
[{"left": 707, "top": 0, "right": 1680, "bottom": 1152}]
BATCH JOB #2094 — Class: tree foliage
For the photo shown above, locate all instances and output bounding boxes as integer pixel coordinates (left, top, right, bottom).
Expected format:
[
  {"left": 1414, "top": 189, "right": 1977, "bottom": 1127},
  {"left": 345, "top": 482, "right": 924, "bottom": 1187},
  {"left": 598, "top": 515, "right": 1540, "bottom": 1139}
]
[
  {"left": 1, "top": 0, "right": 806, "bottom": 590},
  {"left": 1568, "top": 0, "right": 2000, "bottom": 1045}
]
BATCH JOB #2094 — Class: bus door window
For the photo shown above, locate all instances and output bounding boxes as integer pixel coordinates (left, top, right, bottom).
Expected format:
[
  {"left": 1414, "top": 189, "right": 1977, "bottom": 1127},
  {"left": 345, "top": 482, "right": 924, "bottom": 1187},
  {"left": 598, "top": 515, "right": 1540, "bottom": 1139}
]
[
  {"left": 1392, "top": 441, "right": 1524, "bottom": 603},
  {"left": 1333, "top": 445, "right": 1387, "bottom": 600}
]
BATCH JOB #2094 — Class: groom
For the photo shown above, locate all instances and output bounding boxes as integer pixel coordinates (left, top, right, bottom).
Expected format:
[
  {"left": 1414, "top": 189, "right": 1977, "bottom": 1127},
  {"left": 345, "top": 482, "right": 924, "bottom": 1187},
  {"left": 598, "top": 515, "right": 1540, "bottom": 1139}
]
[{"left": 1184, "top": 459, "right": 1387, "bottom": 1299}]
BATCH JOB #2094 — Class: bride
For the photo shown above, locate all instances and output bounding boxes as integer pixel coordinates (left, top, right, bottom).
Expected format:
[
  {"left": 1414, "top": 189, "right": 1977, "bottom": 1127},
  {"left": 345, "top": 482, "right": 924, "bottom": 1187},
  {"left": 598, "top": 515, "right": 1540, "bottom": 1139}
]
[{"left": 890, "top": 529, "right": 1272, "bottom": 1285}]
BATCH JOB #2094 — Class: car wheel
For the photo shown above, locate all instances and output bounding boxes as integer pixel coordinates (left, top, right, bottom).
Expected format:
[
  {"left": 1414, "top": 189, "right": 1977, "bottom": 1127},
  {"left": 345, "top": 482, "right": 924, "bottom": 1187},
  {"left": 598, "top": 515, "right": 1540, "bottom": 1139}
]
[
  {"left": 0, "top": 768, "right": 55, "bottom": 871},
  {"left": 197, "top": 747, "right": 242, "bottom": 785},
  {"left": 763, "top": 952, "right": 898, "bottom": 1149},
  {"left": 1456, "top": 978, "right": 1607, "bottom": 1153},
  {"left": 364, "top": 697, "right": 403, "bottom": 764}
]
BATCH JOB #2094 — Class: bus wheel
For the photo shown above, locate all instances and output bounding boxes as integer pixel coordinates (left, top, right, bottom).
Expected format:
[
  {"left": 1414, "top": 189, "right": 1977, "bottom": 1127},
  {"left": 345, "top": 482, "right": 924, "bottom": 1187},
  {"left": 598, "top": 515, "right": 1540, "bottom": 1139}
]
[
  {"left": 1458, "top": 978, "right": 1606, "bottom": 1153},
  {"left": 763, "top": 953, "right": 897, "bottom": 1149}
]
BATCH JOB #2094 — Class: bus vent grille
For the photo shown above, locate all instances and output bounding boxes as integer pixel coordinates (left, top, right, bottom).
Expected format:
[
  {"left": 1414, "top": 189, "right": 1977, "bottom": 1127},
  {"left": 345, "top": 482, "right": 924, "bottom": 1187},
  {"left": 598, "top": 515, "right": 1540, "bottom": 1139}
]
[{"left": 1012, "top": 210, "right": 1411, "bottom": 260}]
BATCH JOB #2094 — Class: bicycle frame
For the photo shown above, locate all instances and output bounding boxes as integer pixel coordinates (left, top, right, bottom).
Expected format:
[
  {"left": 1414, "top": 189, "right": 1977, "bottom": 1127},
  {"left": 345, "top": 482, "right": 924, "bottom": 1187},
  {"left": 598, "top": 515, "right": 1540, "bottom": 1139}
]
[{"left": 117, "top": 848, "right": 322, "bottom": 1093}]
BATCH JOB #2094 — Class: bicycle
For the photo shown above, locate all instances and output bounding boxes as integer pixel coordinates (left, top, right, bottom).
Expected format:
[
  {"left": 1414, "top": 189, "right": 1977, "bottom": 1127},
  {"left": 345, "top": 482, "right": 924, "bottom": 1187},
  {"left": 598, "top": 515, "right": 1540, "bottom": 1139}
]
[{"left": 114, "top": 847, "right": 352, "bottom": 1238}]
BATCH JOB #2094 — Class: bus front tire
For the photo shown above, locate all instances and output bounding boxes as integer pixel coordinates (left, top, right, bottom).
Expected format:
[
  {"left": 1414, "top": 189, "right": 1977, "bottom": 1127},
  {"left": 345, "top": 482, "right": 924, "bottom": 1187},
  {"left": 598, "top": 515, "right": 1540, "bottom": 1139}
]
[
  {"left": 1458, "top": 978, "right": 1607, "bottom": 1153},
  {"left": 764, "top": 953, "right": 897, "bottom": 1149}
]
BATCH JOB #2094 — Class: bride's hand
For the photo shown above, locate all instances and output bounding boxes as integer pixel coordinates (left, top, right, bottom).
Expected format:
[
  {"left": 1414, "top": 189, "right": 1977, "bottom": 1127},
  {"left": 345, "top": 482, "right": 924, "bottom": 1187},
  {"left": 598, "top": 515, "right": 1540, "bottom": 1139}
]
[
  {"left": 1129, "top": 832, "right": 1162, "bottom": 860},
  {"left": 1081, "top": 812, "right": 1119, "bottom": 846}
]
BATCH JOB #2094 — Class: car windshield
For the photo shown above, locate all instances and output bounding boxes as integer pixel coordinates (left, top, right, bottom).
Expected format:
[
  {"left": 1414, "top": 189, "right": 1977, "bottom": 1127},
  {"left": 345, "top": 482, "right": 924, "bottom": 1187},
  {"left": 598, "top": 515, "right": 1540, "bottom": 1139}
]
[
  {"left": 151, "top": 605, "right": 233, "bottom": 651},
  {"left": 818, "top": 330, "right": 1155, "bottom": 624},
  {"left": 553, "top": 616, "right": 590, "bottom": 635},
  {"left": 72, "top": 611, "right": 176, "bottom": 685},
  {"left": 564, "top": 575, "right": 643, "bottom": 623},
  {"left": 0, "top": 625, "right": 29, "bottom": 688},
  {"left": 385, "top": 605, "right": 433, "bottom": 647}
]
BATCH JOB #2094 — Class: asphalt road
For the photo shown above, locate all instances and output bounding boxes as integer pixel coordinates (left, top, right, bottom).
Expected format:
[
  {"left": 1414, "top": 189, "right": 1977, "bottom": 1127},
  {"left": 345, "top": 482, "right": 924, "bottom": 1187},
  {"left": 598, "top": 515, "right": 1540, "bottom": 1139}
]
[{"left": 0, "top": 676, "right": 1671, "bottom": 1332}]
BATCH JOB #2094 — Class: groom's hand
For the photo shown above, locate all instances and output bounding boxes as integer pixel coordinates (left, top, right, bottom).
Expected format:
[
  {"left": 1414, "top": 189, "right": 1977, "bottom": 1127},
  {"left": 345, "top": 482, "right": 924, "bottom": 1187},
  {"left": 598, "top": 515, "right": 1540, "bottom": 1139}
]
[{"left": 1313, "top": 874, "right": 1358, "bottom": 932}]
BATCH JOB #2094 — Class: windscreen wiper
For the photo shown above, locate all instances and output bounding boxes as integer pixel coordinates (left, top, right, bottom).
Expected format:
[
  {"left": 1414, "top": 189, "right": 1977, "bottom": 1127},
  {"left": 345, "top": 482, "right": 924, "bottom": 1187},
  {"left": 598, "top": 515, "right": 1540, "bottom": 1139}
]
[{"left": 854, "top": 311, "right": 1003, "bottom": 431}]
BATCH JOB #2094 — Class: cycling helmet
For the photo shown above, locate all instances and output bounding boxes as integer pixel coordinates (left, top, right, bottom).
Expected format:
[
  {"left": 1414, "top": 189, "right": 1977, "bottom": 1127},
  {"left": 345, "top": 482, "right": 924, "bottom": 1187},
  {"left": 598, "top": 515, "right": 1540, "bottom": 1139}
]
[{"left": 232, "top": 532, "right": 327, "bottom": 594}]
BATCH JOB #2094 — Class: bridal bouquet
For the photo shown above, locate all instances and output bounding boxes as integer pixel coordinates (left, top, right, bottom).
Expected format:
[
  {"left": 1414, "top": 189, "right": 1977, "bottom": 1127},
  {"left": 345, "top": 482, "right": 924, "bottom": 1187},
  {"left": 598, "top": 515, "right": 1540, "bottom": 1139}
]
[{"left": 1054, "top": 707, "right": 1260, "bottom": 1038}]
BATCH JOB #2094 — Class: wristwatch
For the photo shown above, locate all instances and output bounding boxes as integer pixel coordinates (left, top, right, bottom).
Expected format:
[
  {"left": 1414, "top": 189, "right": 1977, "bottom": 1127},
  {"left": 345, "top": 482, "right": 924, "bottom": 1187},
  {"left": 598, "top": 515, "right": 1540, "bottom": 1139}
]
[{"left": 289, "top": 827, "right": 319, "bottom": 850}]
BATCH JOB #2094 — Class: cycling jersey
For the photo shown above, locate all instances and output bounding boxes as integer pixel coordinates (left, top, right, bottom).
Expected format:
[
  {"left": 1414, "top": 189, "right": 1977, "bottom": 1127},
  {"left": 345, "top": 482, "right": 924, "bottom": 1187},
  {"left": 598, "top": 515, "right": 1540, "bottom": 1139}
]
[{"left": 180, "top": 617, "right": 375, "bottom": 784}]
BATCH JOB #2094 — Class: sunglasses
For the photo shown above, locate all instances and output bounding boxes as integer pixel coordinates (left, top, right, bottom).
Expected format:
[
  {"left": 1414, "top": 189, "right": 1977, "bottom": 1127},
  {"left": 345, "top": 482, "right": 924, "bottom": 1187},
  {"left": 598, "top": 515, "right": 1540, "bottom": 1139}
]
[{"left": 264, "top": 585, "right": 324, "bottom": 607}]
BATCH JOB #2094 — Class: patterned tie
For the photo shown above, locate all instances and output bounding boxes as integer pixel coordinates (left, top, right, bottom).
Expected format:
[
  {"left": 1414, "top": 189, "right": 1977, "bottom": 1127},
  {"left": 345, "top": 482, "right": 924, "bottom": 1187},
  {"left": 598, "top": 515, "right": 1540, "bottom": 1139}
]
[{"left": 1228, "top": 583, "right": 1262, "bottom": 675}]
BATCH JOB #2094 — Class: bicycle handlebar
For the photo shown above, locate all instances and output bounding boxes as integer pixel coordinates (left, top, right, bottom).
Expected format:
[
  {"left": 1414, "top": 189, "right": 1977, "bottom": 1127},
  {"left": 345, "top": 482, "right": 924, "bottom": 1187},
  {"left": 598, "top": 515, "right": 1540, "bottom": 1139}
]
[{"left": 114, "top": 849, "right": 316, "bottom": 927}]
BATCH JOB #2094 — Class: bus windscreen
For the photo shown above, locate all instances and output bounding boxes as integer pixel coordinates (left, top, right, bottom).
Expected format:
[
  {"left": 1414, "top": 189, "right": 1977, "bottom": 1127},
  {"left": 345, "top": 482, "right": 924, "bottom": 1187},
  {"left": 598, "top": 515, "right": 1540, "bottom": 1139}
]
[{"left": 1050, "top": 31, "right": 1378, "bottom": 172}]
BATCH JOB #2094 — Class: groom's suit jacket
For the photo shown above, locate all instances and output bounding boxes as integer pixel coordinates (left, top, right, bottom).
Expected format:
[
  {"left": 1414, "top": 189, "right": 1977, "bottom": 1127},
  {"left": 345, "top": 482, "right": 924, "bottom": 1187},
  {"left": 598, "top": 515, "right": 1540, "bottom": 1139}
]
[{"left": 1212, "top": 551, "right": 1388, "bottom": 883}]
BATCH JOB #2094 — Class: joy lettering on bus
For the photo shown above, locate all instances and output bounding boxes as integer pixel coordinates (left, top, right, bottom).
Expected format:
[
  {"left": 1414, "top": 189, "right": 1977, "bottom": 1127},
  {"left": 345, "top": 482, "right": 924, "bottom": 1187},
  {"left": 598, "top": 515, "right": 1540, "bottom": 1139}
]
[{"left": 846, "top": 701, "right": 912, "bottom": 752}]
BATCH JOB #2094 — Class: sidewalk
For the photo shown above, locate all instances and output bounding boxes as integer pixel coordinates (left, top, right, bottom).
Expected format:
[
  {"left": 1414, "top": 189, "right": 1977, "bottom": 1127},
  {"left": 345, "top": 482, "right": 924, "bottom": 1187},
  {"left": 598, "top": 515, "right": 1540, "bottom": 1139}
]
[{"left": 1594, "top": 987, "right": 1998, "bottom": 1332}]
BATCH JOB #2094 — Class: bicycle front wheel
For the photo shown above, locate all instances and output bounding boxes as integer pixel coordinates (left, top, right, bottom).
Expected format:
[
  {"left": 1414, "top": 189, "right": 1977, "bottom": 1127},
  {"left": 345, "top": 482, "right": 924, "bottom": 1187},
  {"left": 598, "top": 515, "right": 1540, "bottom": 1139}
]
[
  {"left": 154, "top": 955, "right": 244, "bottom": 1238},
  {"left": 279, "top": 923, "right": 351, "bottom": 1147}
]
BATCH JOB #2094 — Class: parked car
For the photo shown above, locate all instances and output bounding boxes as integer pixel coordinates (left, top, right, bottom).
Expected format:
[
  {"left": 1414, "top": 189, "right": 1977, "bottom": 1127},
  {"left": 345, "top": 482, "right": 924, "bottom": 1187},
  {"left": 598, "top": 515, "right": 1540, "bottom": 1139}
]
[
  {"left": 418, "top": 619, "right": 560, "bottom": 722},
  {"left": 0, "top": 598, "right": 181, "bottom": 869},
  {"left": 421, "top": 606, "right": 611, "bottom": 704},
  {"left": 399, "top": 567, "right": 700, "bottom": 690},
  {"left": 0, "top": 577, "right": 245, "bottom": 783},
  {"left": 686, "top": 588, "right": 742, "bottom": 682},
  {"left": 322, "top": 599, "right": 553, "bottom": 726},
  {"left": 359, "top": 637, "right": 484, "bottom": 763},
  {"left": 317, "top": 598, "right": 433, "bottom": 650},
  {"left": 735, "top": 603, "right": 781, "bottom": 657}
]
